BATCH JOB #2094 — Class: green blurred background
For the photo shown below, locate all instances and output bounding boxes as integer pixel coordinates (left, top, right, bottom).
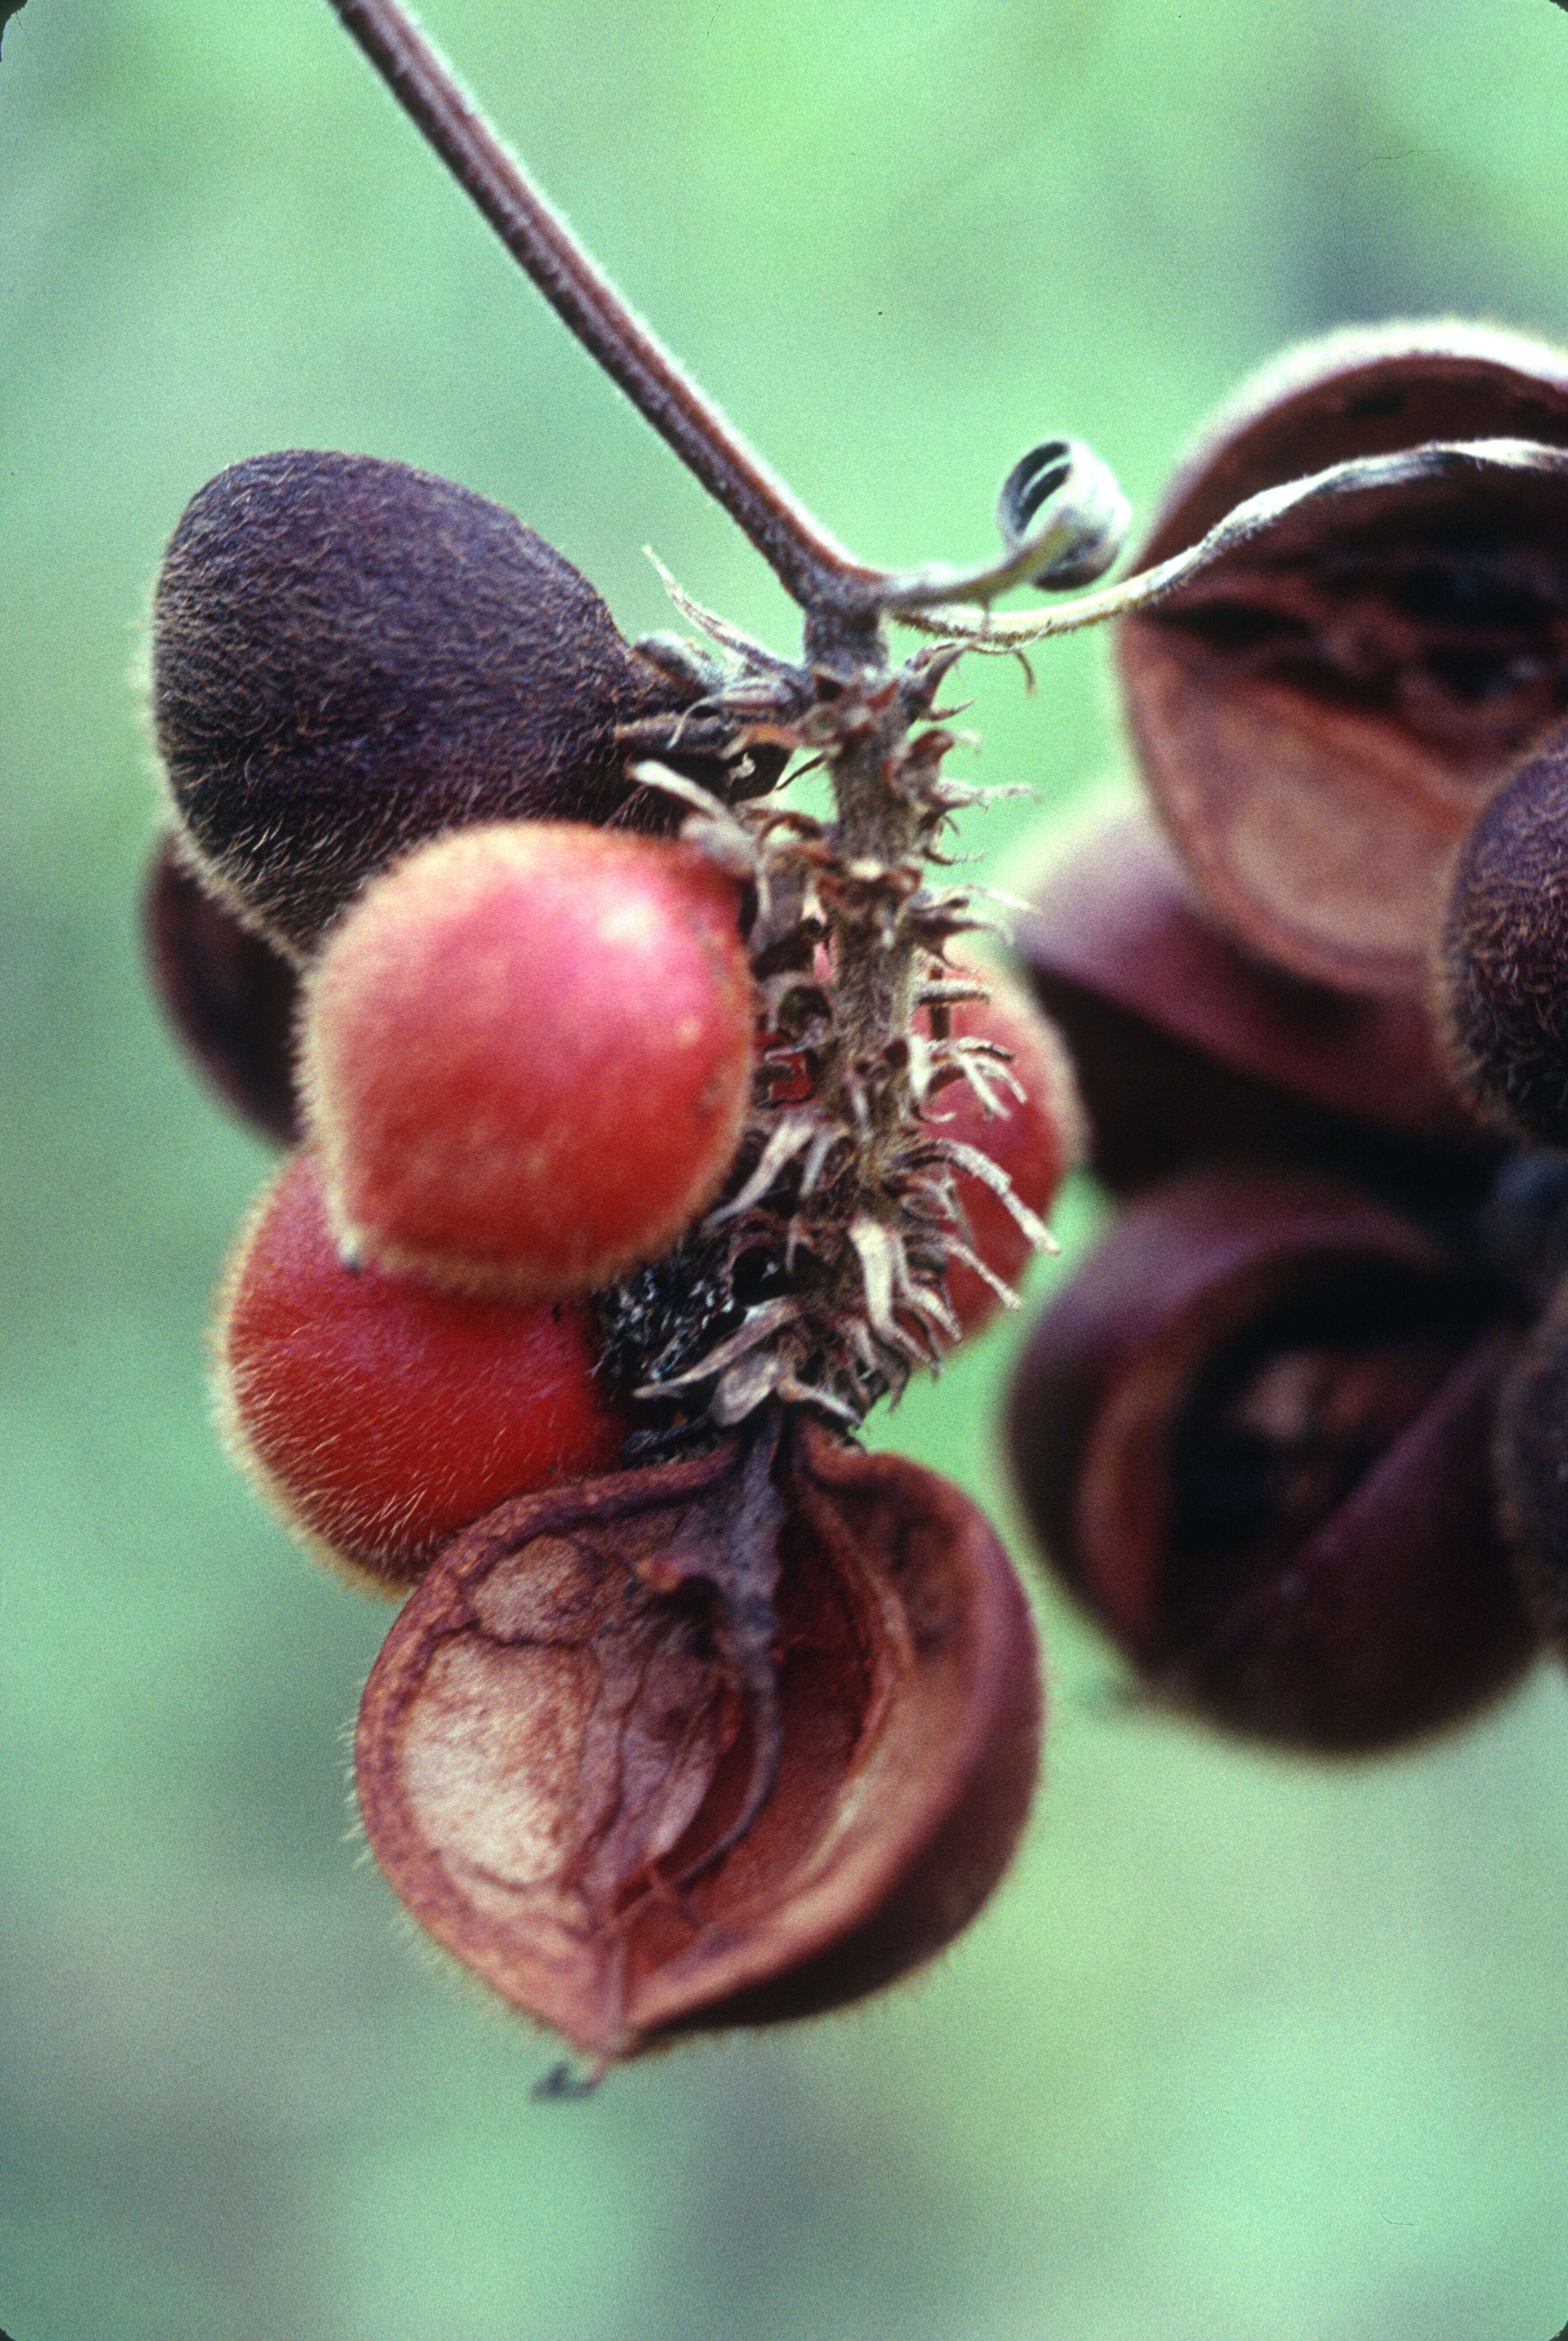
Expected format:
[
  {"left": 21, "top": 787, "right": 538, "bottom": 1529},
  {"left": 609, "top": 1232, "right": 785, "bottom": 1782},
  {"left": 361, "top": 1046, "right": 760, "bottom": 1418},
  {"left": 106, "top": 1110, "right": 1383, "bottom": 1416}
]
[{"left": 6, "top": 1, "right": 1568, "bottom": 2334}]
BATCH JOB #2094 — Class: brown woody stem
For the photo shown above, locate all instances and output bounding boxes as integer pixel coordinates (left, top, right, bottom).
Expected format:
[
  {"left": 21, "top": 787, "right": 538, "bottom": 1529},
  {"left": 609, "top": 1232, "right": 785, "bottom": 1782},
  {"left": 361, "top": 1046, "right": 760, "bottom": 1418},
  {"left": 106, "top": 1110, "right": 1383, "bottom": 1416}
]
[{"left": 324, "top": 0, "right": 882, "bottom": 613}]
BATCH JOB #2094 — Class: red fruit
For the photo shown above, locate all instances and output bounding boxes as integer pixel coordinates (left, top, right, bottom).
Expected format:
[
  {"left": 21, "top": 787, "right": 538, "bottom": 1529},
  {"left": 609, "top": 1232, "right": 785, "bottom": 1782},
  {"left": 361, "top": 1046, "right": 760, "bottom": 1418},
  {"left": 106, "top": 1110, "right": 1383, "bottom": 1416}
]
[
  {"left": 924, "top": 966, "right": 1085, "bottom": 1336},
  {"left": 215, "top": 1150, "right": 627, "bottom": 1589},
  {"left": 303, "top": 822, "right": 755, "bottom": 1298}
]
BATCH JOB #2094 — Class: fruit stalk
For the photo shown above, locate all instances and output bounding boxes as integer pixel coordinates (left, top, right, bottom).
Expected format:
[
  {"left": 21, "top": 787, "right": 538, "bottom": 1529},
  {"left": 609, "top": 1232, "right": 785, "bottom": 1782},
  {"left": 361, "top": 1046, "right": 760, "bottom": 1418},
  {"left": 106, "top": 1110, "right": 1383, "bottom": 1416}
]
[
  {"left": 301, "top": 0, "right": 1069, "bottom": 1452},
  {"left": 324, "top": 0, "right": 876, "bottom": 611}
]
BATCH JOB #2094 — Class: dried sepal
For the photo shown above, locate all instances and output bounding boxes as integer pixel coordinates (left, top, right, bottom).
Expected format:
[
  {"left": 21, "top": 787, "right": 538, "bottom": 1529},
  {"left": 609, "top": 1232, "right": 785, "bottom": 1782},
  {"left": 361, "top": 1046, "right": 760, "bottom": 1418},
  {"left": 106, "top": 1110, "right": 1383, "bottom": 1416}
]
[
  {"left": 1012, "top": 808, "right": 1496, "bottom": 1201},
  {"left": 354, "top": 1415, "right": 1041, "bottom": 2062},
  {"left": 143, "top": 836, "right": 301, "bottom": 1145},
  {"left": 1435, "top": 724, "right": 1568, "bottom": 1148},
  {"left": 1007, "top": 1167, "right": 1534, "bottom": 1750},
  {"left": 1116, "top": 324, "right": 1568, "bottom": 998}
]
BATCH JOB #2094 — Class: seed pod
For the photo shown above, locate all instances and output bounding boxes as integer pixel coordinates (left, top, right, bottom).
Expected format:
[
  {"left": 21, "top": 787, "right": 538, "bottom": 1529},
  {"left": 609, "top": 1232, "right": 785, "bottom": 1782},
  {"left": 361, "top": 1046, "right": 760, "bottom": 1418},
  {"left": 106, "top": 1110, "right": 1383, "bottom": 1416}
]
[
  {"left": 1012, "top": 808, "right": 1496, "bottom": 1201},
  {"left": 1495, "top": 1273, "right": 1568, "bottom": 1654},
  {"left": 355, "top": 1416, "right": 1040, "bottom": 2062},
  {"left": 1006, "top": 1167, "right": 1534, "bottom": 1749},
  {"left": 1435, "top": 724, "right": 1568, "bottom": 1148},
  {"left": 152, "top": 452, "right": 711, "bottom": 958},
  {"left": 1118, "top": 323, "right": 1568, "bottom": 998},
  {"left": 143, "top": 836, "right": 301, "bottom": 1145}
]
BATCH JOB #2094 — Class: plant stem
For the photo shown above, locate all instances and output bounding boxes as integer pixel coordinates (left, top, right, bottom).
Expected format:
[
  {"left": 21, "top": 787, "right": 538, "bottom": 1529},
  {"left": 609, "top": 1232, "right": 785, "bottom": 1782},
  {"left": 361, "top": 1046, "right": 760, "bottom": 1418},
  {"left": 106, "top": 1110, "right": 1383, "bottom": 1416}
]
[
  {"left": 326, "top": 0, "right": 1021, "bottom": 1437},
  {"left": 325, "top": 0, "right": 881, "bottom": 613}
]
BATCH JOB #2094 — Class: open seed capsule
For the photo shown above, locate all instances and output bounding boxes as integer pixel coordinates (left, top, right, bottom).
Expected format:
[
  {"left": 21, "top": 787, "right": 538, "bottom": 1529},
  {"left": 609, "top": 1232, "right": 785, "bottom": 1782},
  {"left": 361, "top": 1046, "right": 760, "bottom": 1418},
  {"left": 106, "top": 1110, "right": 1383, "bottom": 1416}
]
[
  {"left": 1118, "top": 324, "right": 1568, "bottom": 999},
  {"left": 355, "top": 1417, "right": 1041, "bottom": 2062},
  {"left": 1012, "top": 808, "right": 1496, "bottom": 1201},
  {"left": 1007, "top": 1167, "right": 1535, "bottom": 1749}
]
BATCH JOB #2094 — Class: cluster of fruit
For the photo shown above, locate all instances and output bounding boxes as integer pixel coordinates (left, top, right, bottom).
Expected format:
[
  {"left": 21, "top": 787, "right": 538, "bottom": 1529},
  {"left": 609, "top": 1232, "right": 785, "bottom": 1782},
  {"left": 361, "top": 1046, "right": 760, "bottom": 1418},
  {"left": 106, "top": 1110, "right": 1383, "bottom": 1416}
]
[
  {"left": 138, "top": 0, "right": 1568, "bottom": 2082},
  {"left": 145, "top": 447, "right": 1080, "bottom": 2070},
  {"left": 1004, "top": 323, "right": 1568, "bottom": 1751}
]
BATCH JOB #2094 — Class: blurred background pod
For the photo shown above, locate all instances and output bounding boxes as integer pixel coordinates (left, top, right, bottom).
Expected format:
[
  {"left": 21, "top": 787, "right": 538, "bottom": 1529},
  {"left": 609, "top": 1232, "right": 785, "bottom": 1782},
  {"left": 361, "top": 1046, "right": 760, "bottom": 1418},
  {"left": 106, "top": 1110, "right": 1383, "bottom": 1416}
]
[
  {"left": 143, "top": 835, "right": 301, "bottom": 1147},
  {"left": 151, "top": 452, "right": 768, "bottom": 961},
  {"left": 1116, "top": 323, "right": 1568, "bottom": 999},
  {"left": 1006, "top": 1167, "right": 1537, "bottom": 1750},
  {"left": 1495, "top": 1272, "right": 1568, "bottom": 1658},
  {"left": 1010, "top": 807, "right": 1499, "bottom": 1204},
  {"left": 1435, "top": 721, "right": 1568, "bottom": 1149}
]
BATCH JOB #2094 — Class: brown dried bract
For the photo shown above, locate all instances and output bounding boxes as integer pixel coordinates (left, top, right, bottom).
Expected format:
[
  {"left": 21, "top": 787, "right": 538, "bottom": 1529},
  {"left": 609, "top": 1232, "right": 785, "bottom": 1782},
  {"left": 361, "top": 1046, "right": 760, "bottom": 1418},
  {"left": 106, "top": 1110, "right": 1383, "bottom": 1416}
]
[
  {"left": 1118, "top": 324, "right": 1568, "bottom": 999},
  {"left": 354, "top": 1415, "right": 1040, "bottom": 2062}
]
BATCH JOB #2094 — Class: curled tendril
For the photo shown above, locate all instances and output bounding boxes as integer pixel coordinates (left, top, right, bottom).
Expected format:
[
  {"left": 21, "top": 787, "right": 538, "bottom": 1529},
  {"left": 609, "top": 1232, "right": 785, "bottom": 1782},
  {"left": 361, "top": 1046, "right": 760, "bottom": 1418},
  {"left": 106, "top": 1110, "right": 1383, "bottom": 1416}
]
[
  {"left": 863, "top": 438, "right": 1132, "bottom": 617},
  {"left": 994, "top": 438, "right": 1131, "bottom": 591},
  {"left": 894, "top": 435, "right": 1568, "bottom": 643}
]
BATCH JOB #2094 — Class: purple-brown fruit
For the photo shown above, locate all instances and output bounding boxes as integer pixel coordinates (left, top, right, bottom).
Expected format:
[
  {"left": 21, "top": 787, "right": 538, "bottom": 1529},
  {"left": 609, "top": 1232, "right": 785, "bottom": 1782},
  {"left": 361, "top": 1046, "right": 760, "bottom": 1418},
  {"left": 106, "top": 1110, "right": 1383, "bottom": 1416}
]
[
  {"left": 1013, "top": 809, "right": 1496, "bottom": 1202},
  {"left": 144, "top": 836, "right": 300, "bottom": 1144},
  {"left": 1118, "top": 323, "right": 1568, "bottom": 999},
  {"left": 355, "top": 1417, "right": 1041, "bottom": 2063},
  {"left": 1007, "top": 1168, "right": 1535, "bottom": 1750},
  {"left": 152, "top": 452, "right": 714, "bottom": 958},
  {"left": 1436, "top": 725, "right": 1568, "bottom": 1148}
]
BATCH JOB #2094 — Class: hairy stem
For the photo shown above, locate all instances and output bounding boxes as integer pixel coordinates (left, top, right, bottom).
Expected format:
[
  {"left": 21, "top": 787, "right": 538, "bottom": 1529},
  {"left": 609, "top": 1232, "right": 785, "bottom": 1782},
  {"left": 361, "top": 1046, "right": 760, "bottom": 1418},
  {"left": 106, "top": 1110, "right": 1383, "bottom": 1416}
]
[
  {"left": 826, "top": 690, "right": 924, "bottom": 1110},
  {"left": 324, "top": 0, "right": 879, "bottom": 611},
  {"left": 322, "top": 0, "right": 1048, "bottom": 1441}
]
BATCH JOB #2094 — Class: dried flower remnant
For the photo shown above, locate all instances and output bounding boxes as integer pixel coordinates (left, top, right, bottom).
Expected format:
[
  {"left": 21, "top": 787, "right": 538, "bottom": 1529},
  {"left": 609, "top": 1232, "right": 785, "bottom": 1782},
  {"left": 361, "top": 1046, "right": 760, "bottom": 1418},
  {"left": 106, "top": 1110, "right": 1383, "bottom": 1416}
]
[{"left": 355, "top": 1419, "right": 1040, "bottom": 2063}]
